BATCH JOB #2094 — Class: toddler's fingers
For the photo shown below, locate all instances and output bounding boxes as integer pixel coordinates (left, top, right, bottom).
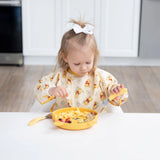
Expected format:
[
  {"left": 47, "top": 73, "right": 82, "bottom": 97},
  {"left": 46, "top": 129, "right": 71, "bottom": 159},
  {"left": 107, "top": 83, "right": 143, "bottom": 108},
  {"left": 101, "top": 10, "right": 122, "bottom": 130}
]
[
  {"left": 113, "top": 88, "right": 119, "bottom": 94},
  {"left": 62, "top": 88, "right": 68, "bottom": 97},
  {"left": 117, "top": 86, "right": 121, "bottom": 93},
  {"left": 64, "top": 88, "right": 68, "bottom": 97},
  {"left": 59, "top": 88, "right": 68, "bottom": 97},
  {"left": 115, "top": 96, "right": 120, "bottom": 100},
  {"left": 57, "top": 90, "right": 64, "bottom": 97},
  {"left": 56, "top": 92, "right": 60, "bottom": 97},
  {"left": 120, "top": 84, "right": 124, "bottom": 88},
  {"left": 110, "top": 89, "right": 114, "bottom": 94}
]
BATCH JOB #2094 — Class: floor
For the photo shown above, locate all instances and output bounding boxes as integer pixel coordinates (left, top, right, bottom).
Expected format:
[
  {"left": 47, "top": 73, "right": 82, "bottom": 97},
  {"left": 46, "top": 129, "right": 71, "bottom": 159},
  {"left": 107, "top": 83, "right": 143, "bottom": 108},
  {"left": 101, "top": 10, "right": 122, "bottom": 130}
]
[{"left": 0, "top": 65, "right": 160, "bottom": 113}]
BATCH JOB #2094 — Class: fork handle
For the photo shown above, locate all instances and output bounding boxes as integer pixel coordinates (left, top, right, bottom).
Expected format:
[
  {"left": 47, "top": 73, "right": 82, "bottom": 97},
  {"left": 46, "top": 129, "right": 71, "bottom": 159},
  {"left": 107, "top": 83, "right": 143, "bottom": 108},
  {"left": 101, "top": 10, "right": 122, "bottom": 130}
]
[{"left": 28, "top": 116, "right": 46, "bottom": 126}]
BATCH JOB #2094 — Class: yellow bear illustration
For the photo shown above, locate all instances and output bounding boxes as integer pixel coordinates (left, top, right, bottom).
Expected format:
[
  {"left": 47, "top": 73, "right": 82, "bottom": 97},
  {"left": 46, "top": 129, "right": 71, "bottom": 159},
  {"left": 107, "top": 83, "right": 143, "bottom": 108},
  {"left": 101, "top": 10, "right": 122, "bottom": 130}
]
[
  {"left": 84, "top": 97, "right": 92, "bottom": 105},
  {"left": 67, "top": 76, "right": 72, "bottom": 85},
  {"left": 75, "top": 88, "right": 83, "bottom": 98},
  {"left": 85, "top": 79, "right": 91, "bottom": 87}
]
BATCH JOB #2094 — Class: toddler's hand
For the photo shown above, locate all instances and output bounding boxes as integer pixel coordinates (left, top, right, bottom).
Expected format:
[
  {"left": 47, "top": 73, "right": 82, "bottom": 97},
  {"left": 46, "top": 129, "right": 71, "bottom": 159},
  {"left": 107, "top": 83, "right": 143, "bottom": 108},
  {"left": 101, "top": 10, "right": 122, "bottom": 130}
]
[
  {"left": 110, "top": 84, "right": 124, "bottom": 95},
  {"left": 48, "top": 86, "right": 68, "bottom": 98}
]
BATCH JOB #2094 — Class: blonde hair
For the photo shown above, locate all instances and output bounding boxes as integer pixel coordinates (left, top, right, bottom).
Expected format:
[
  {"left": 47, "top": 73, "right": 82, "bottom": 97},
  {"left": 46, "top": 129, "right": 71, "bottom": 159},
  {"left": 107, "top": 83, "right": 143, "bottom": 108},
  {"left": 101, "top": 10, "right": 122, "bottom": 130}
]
[{"left": 57, "top": 18, "right": 100, "bottom": 74}]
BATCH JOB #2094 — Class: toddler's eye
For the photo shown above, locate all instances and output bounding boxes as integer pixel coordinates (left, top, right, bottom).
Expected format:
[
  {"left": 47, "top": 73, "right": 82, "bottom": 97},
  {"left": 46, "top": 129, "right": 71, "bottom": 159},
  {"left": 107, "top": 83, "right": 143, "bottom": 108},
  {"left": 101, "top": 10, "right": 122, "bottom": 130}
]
[
  {"left": 86, "top": 62, "right": 91, "bottom": 64},
  {"left": 74, "top": 63, "right": 80, "bottom": 66}
]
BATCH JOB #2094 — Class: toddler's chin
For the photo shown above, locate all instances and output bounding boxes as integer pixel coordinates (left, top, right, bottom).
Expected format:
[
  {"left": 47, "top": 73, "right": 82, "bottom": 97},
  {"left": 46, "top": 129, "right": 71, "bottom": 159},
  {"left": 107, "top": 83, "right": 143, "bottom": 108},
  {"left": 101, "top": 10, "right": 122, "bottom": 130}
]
[{"left": 78, "top": 72, "right": 87, "bottom": 76}]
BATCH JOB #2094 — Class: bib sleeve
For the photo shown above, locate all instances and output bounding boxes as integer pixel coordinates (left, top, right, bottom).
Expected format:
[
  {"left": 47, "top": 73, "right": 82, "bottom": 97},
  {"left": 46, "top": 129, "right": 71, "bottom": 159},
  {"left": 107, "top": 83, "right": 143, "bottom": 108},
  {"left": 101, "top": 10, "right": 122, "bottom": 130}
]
[
  {"left": 34, "top": 69, "right": 60, "bottom": 105},
  {"left": 97, "top": 68, "right": 128, "bottom": 106}
]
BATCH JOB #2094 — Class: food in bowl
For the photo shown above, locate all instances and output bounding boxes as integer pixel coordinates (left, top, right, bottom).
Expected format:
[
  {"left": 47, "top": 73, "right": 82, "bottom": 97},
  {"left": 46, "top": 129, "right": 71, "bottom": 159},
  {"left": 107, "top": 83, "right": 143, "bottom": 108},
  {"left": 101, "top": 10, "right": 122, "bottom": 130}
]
[{"left": 52, "top": 107, "right": 98, "bottom": 130}]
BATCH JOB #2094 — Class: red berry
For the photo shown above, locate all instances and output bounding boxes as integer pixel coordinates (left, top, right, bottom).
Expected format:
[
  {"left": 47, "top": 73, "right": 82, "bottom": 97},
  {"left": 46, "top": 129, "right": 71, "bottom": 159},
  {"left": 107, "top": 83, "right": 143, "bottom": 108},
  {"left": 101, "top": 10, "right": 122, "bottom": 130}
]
[{"left": 66, "top": 118, "right": 70, "bottom": 121}]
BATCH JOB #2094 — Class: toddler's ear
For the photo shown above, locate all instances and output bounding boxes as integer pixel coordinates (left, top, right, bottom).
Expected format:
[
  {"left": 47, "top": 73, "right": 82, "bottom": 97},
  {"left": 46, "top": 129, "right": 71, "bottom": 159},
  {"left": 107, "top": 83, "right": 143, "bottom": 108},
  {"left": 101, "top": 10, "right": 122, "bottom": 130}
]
[{"left": 62, "top": 53, "right": 68, "bottom": 63}]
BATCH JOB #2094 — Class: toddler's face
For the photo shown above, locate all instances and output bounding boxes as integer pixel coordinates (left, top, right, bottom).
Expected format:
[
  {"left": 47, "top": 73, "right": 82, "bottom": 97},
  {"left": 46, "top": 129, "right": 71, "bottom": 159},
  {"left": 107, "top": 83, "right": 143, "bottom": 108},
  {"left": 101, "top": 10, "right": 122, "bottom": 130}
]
[{"left": 63, "top": 45, "right": 94, "bottom": 76}]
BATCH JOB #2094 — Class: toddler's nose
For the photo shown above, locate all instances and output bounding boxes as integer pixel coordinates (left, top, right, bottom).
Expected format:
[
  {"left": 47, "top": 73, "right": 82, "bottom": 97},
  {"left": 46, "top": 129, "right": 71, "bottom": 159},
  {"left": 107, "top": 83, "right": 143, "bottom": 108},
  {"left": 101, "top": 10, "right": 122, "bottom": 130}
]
[{"left": 80, "top": 65, "right": 86, "bottom": 71}]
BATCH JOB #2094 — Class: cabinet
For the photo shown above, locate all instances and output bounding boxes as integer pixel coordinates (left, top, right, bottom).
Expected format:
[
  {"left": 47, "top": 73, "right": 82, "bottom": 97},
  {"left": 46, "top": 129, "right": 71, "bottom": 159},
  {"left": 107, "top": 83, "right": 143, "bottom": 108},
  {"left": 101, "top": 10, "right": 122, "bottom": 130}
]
[
  {"left": 22, "top": 0, "right": 140, "bottom": 57},
  {"left": 139, "top": 0, "right": 160, "bottom": 58}
]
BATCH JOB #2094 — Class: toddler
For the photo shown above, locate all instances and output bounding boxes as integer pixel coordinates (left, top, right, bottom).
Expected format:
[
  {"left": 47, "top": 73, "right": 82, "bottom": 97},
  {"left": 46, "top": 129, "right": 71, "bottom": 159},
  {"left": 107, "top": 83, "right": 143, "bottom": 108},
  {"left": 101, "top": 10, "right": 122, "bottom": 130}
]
[{"left": 34, "top": 19, "right": 128, "bottom": 113}]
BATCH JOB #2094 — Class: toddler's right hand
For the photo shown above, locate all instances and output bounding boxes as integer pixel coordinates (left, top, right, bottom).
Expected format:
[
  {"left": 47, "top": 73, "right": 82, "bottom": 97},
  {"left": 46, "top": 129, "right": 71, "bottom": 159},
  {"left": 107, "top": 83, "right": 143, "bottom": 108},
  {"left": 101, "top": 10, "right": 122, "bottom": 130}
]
[{"left": 48, "top": 86, "right": 68, "bottom": 98}]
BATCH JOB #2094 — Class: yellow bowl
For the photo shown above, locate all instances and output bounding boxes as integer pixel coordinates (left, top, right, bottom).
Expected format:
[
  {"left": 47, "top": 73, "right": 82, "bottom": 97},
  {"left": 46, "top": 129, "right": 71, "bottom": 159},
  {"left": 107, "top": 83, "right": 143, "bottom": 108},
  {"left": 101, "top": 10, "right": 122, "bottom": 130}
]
[{"left": 52, "top": 107, "right": 98, "bottom": 130}]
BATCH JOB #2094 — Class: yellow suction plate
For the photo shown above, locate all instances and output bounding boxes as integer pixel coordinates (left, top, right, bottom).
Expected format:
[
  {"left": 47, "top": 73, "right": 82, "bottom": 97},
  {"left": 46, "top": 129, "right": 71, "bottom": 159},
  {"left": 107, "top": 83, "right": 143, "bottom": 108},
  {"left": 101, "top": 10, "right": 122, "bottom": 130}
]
[{"left": 52, "top": 107, "right": 98, "bottom": 130}]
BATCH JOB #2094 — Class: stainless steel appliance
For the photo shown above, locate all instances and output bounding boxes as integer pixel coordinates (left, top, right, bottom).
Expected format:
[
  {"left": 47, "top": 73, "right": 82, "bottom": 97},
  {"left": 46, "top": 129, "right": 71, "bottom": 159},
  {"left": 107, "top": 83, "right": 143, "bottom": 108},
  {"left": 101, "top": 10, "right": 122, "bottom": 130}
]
[
  {"left": 139, "top": 0, "right": 160, "bottom": 58},
  {"left": 0, "top": 0, "right": 23, "bottom": 65}
]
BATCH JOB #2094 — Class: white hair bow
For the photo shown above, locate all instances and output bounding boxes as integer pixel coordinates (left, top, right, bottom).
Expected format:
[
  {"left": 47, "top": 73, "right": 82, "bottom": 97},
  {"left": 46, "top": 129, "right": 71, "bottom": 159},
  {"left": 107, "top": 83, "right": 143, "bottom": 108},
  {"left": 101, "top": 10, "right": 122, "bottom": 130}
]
[{"left": 72, "top": 23, "right": 94, "bottom": 35}]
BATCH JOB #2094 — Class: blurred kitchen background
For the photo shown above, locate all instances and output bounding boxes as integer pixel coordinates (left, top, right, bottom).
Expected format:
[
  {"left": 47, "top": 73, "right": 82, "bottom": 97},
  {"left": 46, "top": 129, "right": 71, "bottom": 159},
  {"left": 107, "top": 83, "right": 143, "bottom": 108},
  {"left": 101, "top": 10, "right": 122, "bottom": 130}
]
[{"left": 0, "top": 0, "right": 160, "bottom": 112}]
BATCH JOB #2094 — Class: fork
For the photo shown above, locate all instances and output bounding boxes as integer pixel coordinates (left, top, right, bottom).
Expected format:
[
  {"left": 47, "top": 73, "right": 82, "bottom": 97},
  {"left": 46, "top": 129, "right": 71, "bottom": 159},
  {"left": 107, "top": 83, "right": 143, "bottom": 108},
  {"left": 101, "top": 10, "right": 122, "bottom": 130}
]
[{"left": 28, "top": 112, "right": 52, "bottom": 126}]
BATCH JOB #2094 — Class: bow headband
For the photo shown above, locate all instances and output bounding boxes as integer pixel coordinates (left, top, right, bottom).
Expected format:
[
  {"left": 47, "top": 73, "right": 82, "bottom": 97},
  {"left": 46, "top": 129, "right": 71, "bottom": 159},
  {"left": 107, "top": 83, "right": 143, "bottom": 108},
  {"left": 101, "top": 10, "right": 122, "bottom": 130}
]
[{"left": 72, "top": 23, "right": 94, "bottom": 35}]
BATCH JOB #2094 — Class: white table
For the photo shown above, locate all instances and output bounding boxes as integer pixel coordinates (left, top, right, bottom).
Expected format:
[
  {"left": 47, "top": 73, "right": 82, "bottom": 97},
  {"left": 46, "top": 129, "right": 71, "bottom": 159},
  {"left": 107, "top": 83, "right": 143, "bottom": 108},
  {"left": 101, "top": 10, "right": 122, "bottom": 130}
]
[{"left": 0, "top": 112, "right": 160, "bottom": 160}]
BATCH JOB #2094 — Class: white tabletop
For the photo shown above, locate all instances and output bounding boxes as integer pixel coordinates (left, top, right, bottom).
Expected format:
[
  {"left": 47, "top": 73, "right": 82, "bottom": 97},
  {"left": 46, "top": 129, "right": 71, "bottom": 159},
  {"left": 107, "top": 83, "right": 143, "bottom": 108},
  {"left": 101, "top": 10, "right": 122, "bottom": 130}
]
[{"left": 0, "top": 112, "right": 160, "bottom": 160}]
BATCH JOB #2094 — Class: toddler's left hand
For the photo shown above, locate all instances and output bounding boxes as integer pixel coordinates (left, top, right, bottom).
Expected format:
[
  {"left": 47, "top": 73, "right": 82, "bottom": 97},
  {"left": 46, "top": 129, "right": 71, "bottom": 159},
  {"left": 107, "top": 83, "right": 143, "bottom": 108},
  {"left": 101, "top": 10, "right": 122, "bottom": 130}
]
[{"left": 110, "top": 84, "right": 124, "bottom": 100}]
